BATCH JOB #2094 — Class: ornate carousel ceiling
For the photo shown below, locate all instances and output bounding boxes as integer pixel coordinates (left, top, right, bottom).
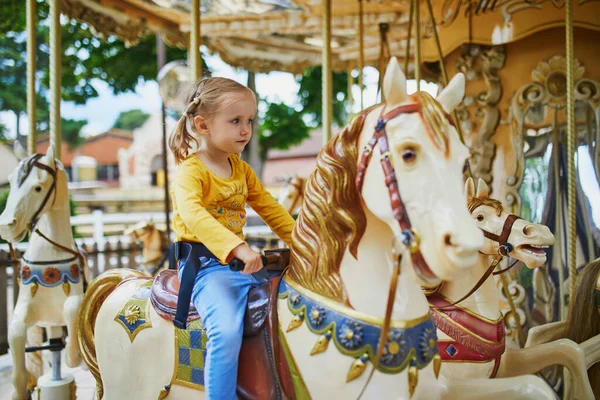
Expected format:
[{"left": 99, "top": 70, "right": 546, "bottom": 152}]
[{"left": 61, "top": 0, "right": 413, "bottom": 74}]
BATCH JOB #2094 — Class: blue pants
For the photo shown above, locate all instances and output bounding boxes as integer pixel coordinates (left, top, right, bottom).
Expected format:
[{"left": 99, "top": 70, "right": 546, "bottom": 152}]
[{"left": 178, "top": 257, "right": 268, "bottom": 400}]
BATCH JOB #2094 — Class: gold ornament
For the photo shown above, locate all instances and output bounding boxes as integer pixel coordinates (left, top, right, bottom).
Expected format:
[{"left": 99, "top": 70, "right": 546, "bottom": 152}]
[
  {"left": 310, "top": 330, "right": 332, "bottom": 355},
  {"left": 286, "top": 312, "right": 304, "bottom": 332},
  {"left": 408, "top": 364, "right": 418, "bottom": 398},
  {"left": 433, "top": 354, "right": 442, "bottom": 379},
  {"left": 124, "top": 305, "right": 141, "bottom": 325},
  {"left": 30, "top": 282, "right": 38, "bottom": 297},
  {"left": 346, "top": 353, "right": 369, "bottom": 382},
  {"left": 62, "top": 281, "right": 71, "bottom": 297}
]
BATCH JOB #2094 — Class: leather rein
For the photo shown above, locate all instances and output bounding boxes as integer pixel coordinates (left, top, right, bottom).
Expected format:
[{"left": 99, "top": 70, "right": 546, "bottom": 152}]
[
  {"left": 8, "top": 155, "right": 84, "bottom": 268},
  {"left": 354, "top": 102, "right": 454, "bottom": 398}
]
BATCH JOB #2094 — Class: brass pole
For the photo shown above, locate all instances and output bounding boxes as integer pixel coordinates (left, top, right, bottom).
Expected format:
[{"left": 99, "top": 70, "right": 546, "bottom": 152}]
[
  {"left": 358, "top": 0, "right": 365, "bottom": 110},
  {"left": 403, "top": 0, "right": 414, "bottom": 77},
  {"left": 424, "top": 0, "right": 465, "bottom": 144},
  {"left": 347, "top": 68, "right": 354, "bottom": 114},
  {"left": 322, "top": 0, "right": 333, "bottom": 146},
  {"left": 565, "top": 0, "right": 577, "bottom": 305},
  {"left": 49, "top": 0, "right": 61, "bottom": 159},
  {"left": 414, "top": 0, "right": 421, "bottom": 91},
  {"left": 26, "top": 0, "right": 36, "bottom": 155},
  {"left": 190, "top": 0, "right": 201, "bottom": 80}
]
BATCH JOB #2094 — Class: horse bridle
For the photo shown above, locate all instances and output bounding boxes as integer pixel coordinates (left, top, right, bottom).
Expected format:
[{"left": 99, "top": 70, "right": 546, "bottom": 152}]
[
  {"left": 356, "top": 102, "right": 455, "bottom": 283},
  {"left": 9, "top": 155, "right": 84, "bottom": 267},
  {"left": 355, "top": 101, "right": 455, "bottom": 397}
]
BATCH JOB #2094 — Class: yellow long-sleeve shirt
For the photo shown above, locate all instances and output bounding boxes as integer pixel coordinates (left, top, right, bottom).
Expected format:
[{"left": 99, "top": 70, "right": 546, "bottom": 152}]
[{"left": 171, "top": 153, "right": 295, "bottom": 264}]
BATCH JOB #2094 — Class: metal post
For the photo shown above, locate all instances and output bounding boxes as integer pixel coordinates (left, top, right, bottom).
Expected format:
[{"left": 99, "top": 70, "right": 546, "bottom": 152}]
[
  {"left": 322, "top": 0, "right": 333, "bottom": 146},
  {"left": 157, "top": 35, "right": 171, "bottom": 238},
  {"left": 26, "top": 0, "right": 36, "bottom": 155},
  {"left": 49, "top": 0, "right": 61, "bottom": 159},
  {"left": 414, "top": 0, "right": 421, "bottom": 91},
  {"left": 358, "top": 0, "right": 365, "bottom": 110},
  {"left": 565, "top": 0, "right": 577, "bottom": 306},
  {"left": 190, "top": 0, "right": 201, "bottom": 80}
]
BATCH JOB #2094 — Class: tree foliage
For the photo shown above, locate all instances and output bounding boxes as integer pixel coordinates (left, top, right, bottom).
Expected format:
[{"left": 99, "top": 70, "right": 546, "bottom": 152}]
[
  {"left": 297, "top": 66, "right": 349, "bottom": 127},
  {"left": 258, "top": 101, "right": 310, "bottom": 160},
  {"left": 113, "top": 109, "right": 151, "bottom": 131}
]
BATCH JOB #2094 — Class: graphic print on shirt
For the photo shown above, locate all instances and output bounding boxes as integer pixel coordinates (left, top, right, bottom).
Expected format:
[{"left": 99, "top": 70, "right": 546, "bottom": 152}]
[{"left": 209, "top": 182, "right": 248, "bottom": 231}]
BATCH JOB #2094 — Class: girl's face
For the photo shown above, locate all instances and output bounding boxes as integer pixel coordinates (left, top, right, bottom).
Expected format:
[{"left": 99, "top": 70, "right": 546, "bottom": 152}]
[{"left": 198, "top": 90, "right": 256, "bottom": 155}]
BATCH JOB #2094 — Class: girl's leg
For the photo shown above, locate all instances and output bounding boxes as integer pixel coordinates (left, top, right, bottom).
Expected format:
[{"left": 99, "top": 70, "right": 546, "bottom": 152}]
[{"left": 190, "top": 258, "right": 261, "bottom": 400}]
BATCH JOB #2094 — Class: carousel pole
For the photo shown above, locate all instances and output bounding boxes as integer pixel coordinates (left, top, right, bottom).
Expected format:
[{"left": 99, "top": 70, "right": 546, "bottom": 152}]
[
  {"left": 403, "top": 0, "right": 414, "bottom": 77},
  {"left": 414, "top": 0, "right": 421, "bottom": 91},
  {"left": 565, "top": 0, "right": 577, "bottom": 306},
  {"left": 157, "top": 36, "right": 171, "bottom": 238},
  {"left": 26, "top": 0, "right": 37, "bottom": 155},
  {"left": 190, "top": 0, "right": 202, "bottom": 80},
  {"left": 347, "top": 68, "right": 354, "bottom": 114},
  {"left": 49, "top": 0, "right": 61, "bottom": 159},
  {"left": 322, "top": 0, "right": 333, "bottom": 146},
  {"left": 358, "top": 0, "right": 364, "bottom": 110},
  {"left": 424, "top": 0, "right": 465, "bottom": 144}
]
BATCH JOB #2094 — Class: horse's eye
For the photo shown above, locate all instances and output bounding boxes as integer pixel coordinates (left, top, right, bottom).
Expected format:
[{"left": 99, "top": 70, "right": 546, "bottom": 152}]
[
  {"left": 476, "top": 214, "right": 484, "bottom": 222},
  {"left": 34, "top": 185, "right": 42, "bottom": 193},
  {"left": 402, "top": 147, "right": 417, "bottom": 164}
]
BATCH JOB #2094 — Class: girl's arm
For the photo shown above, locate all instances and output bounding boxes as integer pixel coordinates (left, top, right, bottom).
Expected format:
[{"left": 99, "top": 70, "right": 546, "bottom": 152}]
[
  {"left": 174, "top": 165, "right": 244, "bottom": 263},
  {"left": 244, "top": 163, "right": 296, "bottom": 246}
]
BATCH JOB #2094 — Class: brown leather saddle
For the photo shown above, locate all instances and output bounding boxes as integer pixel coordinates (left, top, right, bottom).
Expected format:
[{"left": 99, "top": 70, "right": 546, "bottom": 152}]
[{"left": 150, "top": 249, "right": 296, "bottom": 400}]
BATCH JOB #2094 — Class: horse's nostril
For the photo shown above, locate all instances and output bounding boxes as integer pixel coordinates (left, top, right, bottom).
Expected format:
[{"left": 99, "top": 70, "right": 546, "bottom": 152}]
[{"left": 444, "top": 234, "right": 453, "bottom": 246}]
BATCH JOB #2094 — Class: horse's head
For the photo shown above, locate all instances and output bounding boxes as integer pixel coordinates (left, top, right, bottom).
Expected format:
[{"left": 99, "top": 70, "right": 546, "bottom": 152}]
[
  {"left": 358, "top": 57, "right": 483, "bottom": 283},
  {"left": 0, "top": 146, "right": 62, "bottom": 243},
  {"left": 278, "top": 175, "right": 305, "bottom": 214},
  {"left": 124, "top": 220, "right": 157, "bottom": 244},
  {"left": 466, "top": 177, "right": 554, "bottom": 269}
]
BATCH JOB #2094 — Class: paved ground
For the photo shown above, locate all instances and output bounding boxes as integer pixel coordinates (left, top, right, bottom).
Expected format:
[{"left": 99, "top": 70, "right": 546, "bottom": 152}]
[{"left": 0, "top": 352, "right": 96, "bottom": 400}]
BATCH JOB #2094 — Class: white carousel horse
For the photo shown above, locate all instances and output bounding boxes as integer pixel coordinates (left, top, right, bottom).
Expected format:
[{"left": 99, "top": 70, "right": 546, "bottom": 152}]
[
  {"left": 76, "top": 58, "right": 555, "bottom": 399},
  {"left": 426, "top": 178, "right": 593, "bottom": 399},
  {"left": 277, "top": 175, "right": 305, "bottom": 215},
  {"left": 0, "top": 146, "right": 85, "bottom": 400},
  {"left": 125, "top": 220, "right": 170, "bottom": 276},
  {"left": 526, "top": 259, "right": 600, "bottom": 398}
]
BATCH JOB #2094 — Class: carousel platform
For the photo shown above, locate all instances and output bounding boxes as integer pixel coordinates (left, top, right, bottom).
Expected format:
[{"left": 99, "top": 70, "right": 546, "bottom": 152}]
[{"left": 0, "top": 353, "right": 96, "bottom": 400}]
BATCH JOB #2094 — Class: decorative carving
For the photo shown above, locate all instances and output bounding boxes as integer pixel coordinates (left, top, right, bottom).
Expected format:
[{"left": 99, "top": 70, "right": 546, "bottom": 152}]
[
  {"left": 455, "top": 44, "right": 506, "bottom": 189},
  {"left": 62, "top": 0, "right": 148, "bottom": 47},
  {"left": 509, "top": 56, "right": 600, "bottom": 208}
]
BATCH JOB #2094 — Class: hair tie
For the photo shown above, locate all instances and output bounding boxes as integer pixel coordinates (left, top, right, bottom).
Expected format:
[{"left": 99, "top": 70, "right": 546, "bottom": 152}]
[
  {"left": 182, "top": 112, "right": 190, "bottom": 118},
  {"left": 193, "top": 96, "right": 201, "bottom": 105}
]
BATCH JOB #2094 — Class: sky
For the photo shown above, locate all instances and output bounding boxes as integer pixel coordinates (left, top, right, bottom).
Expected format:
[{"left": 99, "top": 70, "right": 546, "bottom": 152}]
[{"left": 0, "top": 47, "right": 438, "bottom": 137}]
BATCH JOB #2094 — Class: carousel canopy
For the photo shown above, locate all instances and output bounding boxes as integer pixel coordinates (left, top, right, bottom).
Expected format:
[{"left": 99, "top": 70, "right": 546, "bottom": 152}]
[{"left": 62, "top": 0, "right": 413, "bottom": 74}]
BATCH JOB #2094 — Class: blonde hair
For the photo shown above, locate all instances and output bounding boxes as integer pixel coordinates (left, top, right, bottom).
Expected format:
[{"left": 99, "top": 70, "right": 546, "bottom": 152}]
[{"left": 168, "top": 77, "right": 256, "bottom": 164}]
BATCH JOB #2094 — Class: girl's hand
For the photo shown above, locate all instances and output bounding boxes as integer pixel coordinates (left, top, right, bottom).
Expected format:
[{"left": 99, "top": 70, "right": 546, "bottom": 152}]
[{"left": 231, "top": 244, "right": 263, "bottom": 274}]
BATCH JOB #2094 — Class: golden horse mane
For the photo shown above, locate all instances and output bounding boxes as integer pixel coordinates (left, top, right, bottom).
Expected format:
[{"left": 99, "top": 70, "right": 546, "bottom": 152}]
[
  {"left": 288, "top": 91, "right": 452, "bottom": 304},
  {"left": 566, "top": 258, "right": 600, "bottom": 397}
]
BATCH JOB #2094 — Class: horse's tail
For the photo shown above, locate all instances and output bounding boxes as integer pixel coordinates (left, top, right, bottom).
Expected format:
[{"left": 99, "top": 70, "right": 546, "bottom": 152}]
[{"left": 78, "top": 268, "right": 146, "bottom": 399}]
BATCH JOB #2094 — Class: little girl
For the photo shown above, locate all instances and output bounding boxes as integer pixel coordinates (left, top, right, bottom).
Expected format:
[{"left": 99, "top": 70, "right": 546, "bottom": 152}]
[{"left": 168, "top": 77, "right": 295, "bottom": 399}]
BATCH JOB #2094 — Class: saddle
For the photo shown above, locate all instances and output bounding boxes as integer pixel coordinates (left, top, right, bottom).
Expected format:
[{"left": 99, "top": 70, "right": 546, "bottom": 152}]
[{"left": 150, "top": 249, "right": 296, "bottom": 400}]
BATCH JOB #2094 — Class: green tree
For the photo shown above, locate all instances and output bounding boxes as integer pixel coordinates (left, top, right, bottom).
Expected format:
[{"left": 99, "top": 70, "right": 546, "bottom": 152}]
[
  {"left": 113, "top": 109, "right": 151, "bottom": 131},
  {"left": 0, "top": 122, "right": 8, "bottom": 142},
  {"left": 258, "top": 101, "right": 310, "bottom": 162},
  {"left": 61, "top": 118, "right": 87, "bottom": 150},
  {"left": 297, "top": 66, "right": 349, "bottom": 127}
]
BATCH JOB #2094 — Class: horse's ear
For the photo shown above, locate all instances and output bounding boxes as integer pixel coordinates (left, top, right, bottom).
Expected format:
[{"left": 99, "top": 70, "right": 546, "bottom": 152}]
[
  {"left": 45, "top": 145, "right": 55, "bottom": 170},
  {"left": 436, "top": 73, "right": 465, "bottom": 113},
  {"left": 465, "top": 177, "right": 475, "bottom": 204},
  {"left": 383, "top": 57, "right": 408, "bottom": 107},
  {"left": 13, "top": 141, "right": 27, "bottom": 160},
  {"left": 475, "top": 178, "right": 490, "bottom": 199}
]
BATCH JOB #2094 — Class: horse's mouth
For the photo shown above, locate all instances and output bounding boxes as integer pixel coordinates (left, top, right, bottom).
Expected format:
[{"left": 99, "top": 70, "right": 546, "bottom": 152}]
[
  {"left": 517, "top": 244, "right": 549, "bottom": 257},
  {"left": 0, "top": 228, "right": 28, "bottom": 244}
]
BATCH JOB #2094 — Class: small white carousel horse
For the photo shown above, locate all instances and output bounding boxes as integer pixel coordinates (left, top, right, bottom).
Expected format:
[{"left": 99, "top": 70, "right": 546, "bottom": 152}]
[
  {"left": 0, "top": 146, "right": 85, "bottom": 400},
  {"left": 426, "top": 178, "right": 593, "bottom": 399},
  {"left": 125, "top": 220, "right": 170, "bottom": 276},
  {"left": 526, "top": 258, "right": 600, "bottom": 398},
  {"left": 77, "top": 59, "right": 555, "bottom": 399},
  {"left": 277, "top": 175, "right": 305, "bottom": 215}
]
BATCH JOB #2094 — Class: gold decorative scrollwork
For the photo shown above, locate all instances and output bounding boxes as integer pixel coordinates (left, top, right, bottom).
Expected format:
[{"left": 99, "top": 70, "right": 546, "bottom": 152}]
[
  {"left": 455, "top": 44, "right": 506, "bottom": 190},
  {"left": 509, "top": 56, "right": 600, "bottom": 208}
]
